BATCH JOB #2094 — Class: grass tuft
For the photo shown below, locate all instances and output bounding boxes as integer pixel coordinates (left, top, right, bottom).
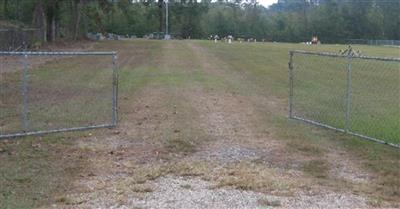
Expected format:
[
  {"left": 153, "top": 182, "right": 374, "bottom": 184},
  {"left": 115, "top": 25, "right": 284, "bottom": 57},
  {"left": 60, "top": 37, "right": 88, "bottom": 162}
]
[
  {"left": 258, "top": 198, "right": 282, "bottom": 207},
  {"left": 302, "top": 159, "right": 330, "bottom": 179},
  {"left": 213, "top": 163, "right": 290, "bottom": 194},
  {"left": 131, "top": 184, "right": 153, "bottom": 193},
  {"left": 165, "top": 137, "right": 197, "bottom": 154}
]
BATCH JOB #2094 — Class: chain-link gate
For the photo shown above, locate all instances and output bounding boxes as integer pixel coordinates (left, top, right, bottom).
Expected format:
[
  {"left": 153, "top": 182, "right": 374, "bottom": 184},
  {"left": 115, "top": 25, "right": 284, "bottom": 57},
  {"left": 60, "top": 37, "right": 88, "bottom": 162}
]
[
  {"left": 0, "top": 51, "right": 118, "bottom": 139},
  {"left": 289, "top": 49, "right": 400, "bottom": 148}
]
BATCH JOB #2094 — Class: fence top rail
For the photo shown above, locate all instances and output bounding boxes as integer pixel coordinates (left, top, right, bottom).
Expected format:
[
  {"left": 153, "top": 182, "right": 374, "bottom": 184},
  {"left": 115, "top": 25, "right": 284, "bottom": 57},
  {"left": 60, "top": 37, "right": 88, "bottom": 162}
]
[
  {"left": 0, "top": 51, "right": 117, "bottom": 56},
  {"left": 290, "top": 50, "right": 400, "bottom": 62}
]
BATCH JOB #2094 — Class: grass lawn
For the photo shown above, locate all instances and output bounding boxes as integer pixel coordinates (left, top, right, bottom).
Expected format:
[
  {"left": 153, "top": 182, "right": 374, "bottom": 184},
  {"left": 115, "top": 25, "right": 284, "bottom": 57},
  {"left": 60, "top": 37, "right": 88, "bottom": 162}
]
[
  {"left": 195, "top": 41, "right": 400, "bottom": 144},
  {"left": 0, "top": 40, "right": 399, "bottom": 208},
  {"left": 0, "top": 55, "right": 114, "bottom": 134},
  {"left": 291, "top": 51, "right": 399, "bottom": 144}
]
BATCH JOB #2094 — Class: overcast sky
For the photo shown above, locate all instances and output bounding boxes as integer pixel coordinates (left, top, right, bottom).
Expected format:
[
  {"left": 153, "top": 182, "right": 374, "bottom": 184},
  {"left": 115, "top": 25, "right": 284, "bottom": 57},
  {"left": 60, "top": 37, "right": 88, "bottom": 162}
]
[{"left": 258, "top": 0, "right": 278, "bottom": 7}]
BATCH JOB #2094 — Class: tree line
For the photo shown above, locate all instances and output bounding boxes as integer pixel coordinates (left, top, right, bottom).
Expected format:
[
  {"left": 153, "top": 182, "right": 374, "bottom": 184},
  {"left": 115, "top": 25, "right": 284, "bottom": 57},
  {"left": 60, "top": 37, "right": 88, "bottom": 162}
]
[{"left": 0, "top": 0, "right": 399, "bottom": 43}]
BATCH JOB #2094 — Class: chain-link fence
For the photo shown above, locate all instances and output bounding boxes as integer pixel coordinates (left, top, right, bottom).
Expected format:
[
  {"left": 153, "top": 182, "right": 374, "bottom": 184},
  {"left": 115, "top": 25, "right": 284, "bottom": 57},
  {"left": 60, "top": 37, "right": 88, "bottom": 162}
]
[
  {"left": 289, "top": 49, "right": 400, "bottom": 148},
  {"left": 0, "top": 51, "right": 118, "bottom": 139},
  {"left": 346, "top": 39, "right": 400, "bottom": 46}
]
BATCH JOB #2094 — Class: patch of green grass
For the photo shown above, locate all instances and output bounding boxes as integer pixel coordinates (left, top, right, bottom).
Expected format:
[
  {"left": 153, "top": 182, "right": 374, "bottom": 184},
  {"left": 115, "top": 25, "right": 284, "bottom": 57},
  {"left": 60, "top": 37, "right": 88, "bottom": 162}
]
[
  {"left": 197, "top": 40, "right": 400, "bottom": 145},
  {"left": 0, "top": 136, "right": 87, "bottom": 209}
]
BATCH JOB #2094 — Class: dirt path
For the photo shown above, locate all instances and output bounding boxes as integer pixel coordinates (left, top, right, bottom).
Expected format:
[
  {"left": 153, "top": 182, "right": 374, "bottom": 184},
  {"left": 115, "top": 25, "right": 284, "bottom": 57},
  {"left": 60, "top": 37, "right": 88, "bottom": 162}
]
[
  {"left": 52, "top": 41, "right": 392, "bottom": 209},
  {"left": 180, "top": 42, "right": 373, "bottom": 208}
]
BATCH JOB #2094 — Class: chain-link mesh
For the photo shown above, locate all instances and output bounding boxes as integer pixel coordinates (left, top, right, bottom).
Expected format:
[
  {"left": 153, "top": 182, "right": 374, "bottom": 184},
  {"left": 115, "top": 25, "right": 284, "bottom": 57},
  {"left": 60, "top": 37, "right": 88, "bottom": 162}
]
[
  {"left": 0, "top": 56, "right": 24, "bottom": 134},
  {"left": 0, "top": 52, "right": 118, "bottom": 138},
  {"left": 350, "top": 58, "right": 400, "bottom": 143},
  {"left": 289, "top": 51, "right": 400, "bottom": 148},
  {"left": 291, "top": 53, "right": 347, "bottom": 129}
]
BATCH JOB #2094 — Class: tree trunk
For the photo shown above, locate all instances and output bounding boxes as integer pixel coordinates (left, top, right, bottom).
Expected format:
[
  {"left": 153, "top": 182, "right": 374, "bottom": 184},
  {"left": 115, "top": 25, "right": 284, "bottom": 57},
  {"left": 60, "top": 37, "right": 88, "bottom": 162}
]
[
  {"left": 303, "top": 0, "right": 309, "bottom": 39},
  {"left": 47, "top": 0, "right": 58, "bottom": 42},
  {"left": 73, "top": 0, "right": 83, "bottom": 40},
  {"left": 82, "top": 1, "right": 88, "bottom": 36},
  {"left": 158, "top": 0, "right": 163, "bottom": 32},
  {"left": 32, "top": 0, "right": 47, "bottom": 43},
  {"left": 51, "top": 14, "right": 56, "bottom": 42},
  {"left": 16, "top": 0, "right": 20, "bottom": 21},
  {"left": 3, "top": 0, "right": 8, "bottom": 18}
]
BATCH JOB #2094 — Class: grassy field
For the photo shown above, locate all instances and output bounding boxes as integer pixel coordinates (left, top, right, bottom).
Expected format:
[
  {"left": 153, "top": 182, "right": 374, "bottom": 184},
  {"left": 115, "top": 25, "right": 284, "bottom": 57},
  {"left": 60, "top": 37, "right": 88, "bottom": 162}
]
[
  {"left": 193, "top": 41, "right": 400, "bottom": 144},
  {"left": 0, "top": 55, "right": 113, "bottom": 134},
  {"left": 0, "top": 40, "right": 399, "bottom": 208},
  {"left": 291, "top": 51, "right": 399, "bottom": 144}
]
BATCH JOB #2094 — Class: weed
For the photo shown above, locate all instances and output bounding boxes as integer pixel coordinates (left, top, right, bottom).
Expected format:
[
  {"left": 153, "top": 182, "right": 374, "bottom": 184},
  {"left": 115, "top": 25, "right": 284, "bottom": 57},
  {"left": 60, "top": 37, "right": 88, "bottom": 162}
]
[
  {"left": 258, "top": 198, "right": 282, "bottom": 207},
  {"left": 165, "top": 137, "right": 197, "bottom": 154},
  {"left": 302, "top": 159, "right": 330, "bottom": 179},
  {"left": 131, "top": 184, "right": 153, "bottom": 193},
  {"left": 180, "top": 184, "right": 192, "bottom": 189}
]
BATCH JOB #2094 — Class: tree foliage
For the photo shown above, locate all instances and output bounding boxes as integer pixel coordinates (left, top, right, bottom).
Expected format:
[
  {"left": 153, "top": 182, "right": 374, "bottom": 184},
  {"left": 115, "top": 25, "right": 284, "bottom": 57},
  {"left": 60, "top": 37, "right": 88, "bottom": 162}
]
[{"left": 0, "top": 0, "right": 398, "bottom": 43}]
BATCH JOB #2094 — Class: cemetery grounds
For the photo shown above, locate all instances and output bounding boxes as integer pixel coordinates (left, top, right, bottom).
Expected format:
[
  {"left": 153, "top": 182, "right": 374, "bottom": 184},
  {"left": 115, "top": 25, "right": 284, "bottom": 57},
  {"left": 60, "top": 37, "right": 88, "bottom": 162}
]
[{"left": 0, "top": 40, "right": 399, "bottom": 209}]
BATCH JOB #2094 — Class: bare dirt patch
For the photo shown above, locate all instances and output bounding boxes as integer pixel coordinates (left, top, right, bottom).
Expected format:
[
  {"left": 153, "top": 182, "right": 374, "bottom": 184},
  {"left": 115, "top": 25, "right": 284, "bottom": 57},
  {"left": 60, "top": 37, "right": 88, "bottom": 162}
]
[
  {"left": 186, "top": 91, "right": 286, "bottom": 167},
  {"left": 182, "top": 42, "right": 376, "bottom": 207},
  {"left": 131, "top": 175, "right": 370, "bottom": 209},
  {"left": 327, "top": 148, "right": 372, "bottom": 184}
]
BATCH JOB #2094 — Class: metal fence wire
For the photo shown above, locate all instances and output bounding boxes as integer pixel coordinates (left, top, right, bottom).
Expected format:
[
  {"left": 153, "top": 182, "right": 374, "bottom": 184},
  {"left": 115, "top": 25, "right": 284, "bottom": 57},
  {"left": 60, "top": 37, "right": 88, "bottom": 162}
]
[
  {"left": 346, "top": 39, "right": 400, "bottom": 46},
  {"left": 289, "top": 49, "right": 400, "bottom": 148},
  {"left": 0, "top": 51, "right": 118, "bottom": 139}
]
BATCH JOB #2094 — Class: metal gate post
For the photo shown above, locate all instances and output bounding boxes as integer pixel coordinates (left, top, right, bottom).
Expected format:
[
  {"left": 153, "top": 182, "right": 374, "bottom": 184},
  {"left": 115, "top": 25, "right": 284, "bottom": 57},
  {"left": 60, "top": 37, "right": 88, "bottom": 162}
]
[
  {"left": 22, "top": 53, "right": 29, "bottom": 132},
  {"left": 289, "top": 51, "right": 294, "bottom": 118},
  {"left": 112, "top": 53, "right": 118, "bottom": 126},
  {"left": 345, "top": 51, "right": 353, "bottom": 133}
]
